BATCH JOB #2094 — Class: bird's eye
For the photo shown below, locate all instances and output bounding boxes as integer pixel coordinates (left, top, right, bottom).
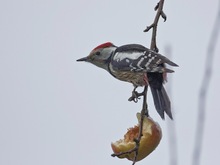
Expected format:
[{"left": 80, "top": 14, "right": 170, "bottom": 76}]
[{"left": 96, "top": 51, "right": 101, "bottom": 56}]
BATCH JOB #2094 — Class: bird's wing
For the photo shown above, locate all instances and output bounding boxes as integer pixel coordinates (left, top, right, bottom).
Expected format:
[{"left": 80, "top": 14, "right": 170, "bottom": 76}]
[{"left": 111, "top": 44, "right": 178, "bottom": 72}]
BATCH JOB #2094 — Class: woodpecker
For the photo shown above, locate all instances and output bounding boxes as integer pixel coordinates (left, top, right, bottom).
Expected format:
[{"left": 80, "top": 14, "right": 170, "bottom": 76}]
[{"left": 77, "top": 42, "right": 178, "bottom": 119}]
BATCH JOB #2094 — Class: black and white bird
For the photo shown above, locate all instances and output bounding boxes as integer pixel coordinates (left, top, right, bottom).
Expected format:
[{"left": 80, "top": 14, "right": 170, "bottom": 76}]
[{"left": 77, "top": 42, "right": 178, "bottom": 119}]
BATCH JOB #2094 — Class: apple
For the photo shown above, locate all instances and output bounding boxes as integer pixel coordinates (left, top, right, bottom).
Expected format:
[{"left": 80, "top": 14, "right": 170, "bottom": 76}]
[{"left": 111, "top": 113, "right": 162, "bottom": 161}]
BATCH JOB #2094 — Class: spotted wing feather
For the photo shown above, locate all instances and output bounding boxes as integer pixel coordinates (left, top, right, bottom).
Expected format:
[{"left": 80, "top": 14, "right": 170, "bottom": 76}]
[{"left": 111, "top": 44, "right": 178, "bottom": 73}]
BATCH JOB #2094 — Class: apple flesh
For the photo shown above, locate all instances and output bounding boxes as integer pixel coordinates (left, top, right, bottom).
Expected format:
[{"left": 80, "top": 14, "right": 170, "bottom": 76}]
[{"left": 111, "top": 113, "right": 162, "bottom": 161}]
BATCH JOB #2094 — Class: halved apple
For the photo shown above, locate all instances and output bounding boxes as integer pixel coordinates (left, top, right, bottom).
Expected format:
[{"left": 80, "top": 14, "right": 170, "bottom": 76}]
[{"left": 111, "top": 113, "right": 162, "bottom": 161}]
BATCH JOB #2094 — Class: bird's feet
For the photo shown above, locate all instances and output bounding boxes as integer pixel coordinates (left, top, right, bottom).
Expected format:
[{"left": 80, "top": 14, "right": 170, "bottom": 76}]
[{"left": 128, "top": 88, "right": 145, "bottom": 103}]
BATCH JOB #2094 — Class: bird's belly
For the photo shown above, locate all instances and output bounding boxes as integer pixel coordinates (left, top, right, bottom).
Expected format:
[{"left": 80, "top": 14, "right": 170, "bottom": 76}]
[{"left": 111, "top": 71, "right": 147, "bottom": 87}]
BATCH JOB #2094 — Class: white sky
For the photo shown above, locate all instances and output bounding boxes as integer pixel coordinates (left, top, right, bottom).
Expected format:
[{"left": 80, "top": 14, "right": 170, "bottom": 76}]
[{"left": 0, "top": 0, "right": 220, "bottom": 165}]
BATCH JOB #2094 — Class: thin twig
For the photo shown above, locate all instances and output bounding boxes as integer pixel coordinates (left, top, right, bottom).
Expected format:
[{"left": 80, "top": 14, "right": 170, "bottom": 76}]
[
  {"left": 144, "top": 0, "right": 166, "bottom": 52},
  {"left": 111, "top": 1, "right": 166, "bottom": 164},
  {"left": 192, "top": 1, "right": 220, "bottom": 165},
  {"left": 151, "top": 0, "right": 165, "bottom": 51},
  {"left": 132, "top": 86, "right": 148, "bottom": 164},
  {"left": 133, "top": 1, "right": 166, "bottom": 164}
]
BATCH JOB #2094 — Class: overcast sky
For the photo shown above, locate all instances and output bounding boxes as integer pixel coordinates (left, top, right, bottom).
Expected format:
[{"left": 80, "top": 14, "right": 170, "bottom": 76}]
[{"left": 0, "top": 0, "right": 220, "bottom": 165}]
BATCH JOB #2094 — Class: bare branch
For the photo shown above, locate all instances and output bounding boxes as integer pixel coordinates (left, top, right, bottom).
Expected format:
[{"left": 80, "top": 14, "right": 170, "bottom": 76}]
[
  {"left": 144, "top": 0, "right": 166, "bottom": 52},
  {"left": 111, "top": 1, "right": 166, "bottom": 164},
  {"left": 192, "top": 1, "right": 220, "bottom": 165}
]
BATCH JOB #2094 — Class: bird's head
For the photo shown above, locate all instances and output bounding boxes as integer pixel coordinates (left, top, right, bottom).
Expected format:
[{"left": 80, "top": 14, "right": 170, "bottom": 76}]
[{"left": 77, "top": 42, "right": 117, "bottom": 70}]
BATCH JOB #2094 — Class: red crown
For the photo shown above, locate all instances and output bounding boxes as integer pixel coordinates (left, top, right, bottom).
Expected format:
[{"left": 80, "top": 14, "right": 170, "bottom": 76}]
[{"left": 93, "top": 42, "right": 114, "bottom": 51}]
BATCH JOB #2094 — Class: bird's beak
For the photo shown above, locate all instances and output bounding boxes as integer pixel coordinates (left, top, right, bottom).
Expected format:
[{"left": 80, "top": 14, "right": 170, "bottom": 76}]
[{"left": 76, "top": 57, "right": 88, "bottom": 62}]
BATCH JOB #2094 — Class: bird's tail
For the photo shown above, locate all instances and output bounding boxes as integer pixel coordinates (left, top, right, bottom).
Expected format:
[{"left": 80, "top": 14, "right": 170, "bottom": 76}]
[{"left": 150, "top": 85, "right": 172, "bottom": 119}]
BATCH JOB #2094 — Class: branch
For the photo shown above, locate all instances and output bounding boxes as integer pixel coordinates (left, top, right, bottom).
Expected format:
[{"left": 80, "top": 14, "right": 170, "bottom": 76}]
[
  {"left": 144, "top": 0, "right": 166, "bottom": 52},
  {"left": 131, "top": 1, "right": 166, "bottom": 163},
  {"left": 192, "top": 1, "right": 220, "bottom": 165},
  {"left": 111, "top": 1, "right": 166, "bottom": 164}
]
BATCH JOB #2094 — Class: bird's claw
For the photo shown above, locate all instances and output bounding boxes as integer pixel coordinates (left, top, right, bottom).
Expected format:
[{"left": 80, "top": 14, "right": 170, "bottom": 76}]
[{"left": 128, "top": 90, "right": 144, "bottom": 103}]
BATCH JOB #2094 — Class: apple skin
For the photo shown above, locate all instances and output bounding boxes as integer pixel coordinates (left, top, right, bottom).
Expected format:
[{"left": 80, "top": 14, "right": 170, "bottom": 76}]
[{"left": 111, "top": 113, "right": 162, "bottom": 161}]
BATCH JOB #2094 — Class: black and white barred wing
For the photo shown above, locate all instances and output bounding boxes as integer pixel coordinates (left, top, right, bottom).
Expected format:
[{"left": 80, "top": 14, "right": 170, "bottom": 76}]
[{"left": 111, "top": 44, "right": 178, "bottom": 73}]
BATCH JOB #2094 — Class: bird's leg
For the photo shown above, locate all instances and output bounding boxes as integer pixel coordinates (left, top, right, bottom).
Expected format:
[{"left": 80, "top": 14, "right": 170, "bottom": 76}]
[
  {"left": 128, "top": 86, "right": 145, "bottom": 103},
  {"left": 143, "top": 73, "right": 149, "bottom": 86},
  {"left": 128, "top": 73, "right": 148, "bottom": 102}
]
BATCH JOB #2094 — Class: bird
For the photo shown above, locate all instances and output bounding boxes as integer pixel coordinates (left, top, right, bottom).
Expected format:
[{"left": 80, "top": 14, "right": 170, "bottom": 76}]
[{"left": 77, "top": 42, "right": 178, "bottom": 119}]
